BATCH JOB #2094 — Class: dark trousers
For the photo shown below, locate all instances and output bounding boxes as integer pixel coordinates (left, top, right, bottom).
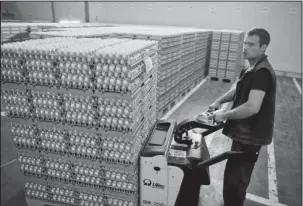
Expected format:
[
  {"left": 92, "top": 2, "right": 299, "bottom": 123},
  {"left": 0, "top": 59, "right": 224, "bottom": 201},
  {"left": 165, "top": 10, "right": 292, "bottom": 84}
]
[{"left": 223, "top": 140, "right": 261, "bottom": 206}]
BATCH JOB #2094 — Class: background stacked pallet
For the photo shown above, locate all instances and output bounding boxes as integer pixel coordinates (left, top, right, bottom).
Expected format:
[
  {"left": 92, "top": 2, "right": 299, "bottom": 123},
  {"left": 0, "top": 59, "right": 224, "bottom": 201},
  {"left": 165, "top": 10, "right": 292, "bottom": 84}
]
[
  {"left": 1, "top": 22, "right": 39, "bottom": 43},
  {"left": 209, "top": 30, "right": 245, "bottom": 82},
  {"left": 1, "top": 37, "right": 158, "bottom": 206},
  {"left": 204, "top": 31, "right": 213, "bottom": 76},
  {"left": 39, "top": 26, "right": 210, "bottom": 119},
  {"left": 154, "top": 28, "right": 211, "bottom": 117},
  {"left": 30, "top": 28, "right": 114, "bottom": 39},
  {"left": 3, "top": 24, "right": 245, "bottom": 119},
  {"left": 107, "top": 27, "right": 211, "bottom": 118},
  {"left": 1, "top": 22, "right": 116, "bottom": 43}
]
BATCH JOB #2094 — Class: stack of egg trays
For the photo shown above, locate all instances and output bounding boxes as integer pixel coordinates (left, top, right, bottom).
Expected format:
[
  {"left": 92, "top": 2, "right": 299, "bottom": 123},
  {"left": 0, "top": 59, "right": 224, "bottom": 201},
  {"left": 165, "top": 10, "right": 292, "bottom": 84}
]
[
  {"left": 24, "top": 179, "right": 137, "bottom": 206},
  {"left": 225, "top": 31, "right": 245, "bottom": 80},
  {"left": 180, "top": 32, "right": 196, "bottom": 71},
  {"left": 195, "top": 30, "right": 209, "bottom": 60},
  {"left": 204, "top": 30, "right": 213, "bottom": 76},
  {"left": 209, "top": 30, "right": 245, "bottom": 80},
  {"left": 178, "top": 30, "right": 196, "bottom": 94},
  {"left": 134, "top": 33, "right": 182, "bottom": 106},
  {"left": 195, "top": 30, "right": 210, "bottom": 77},
  {"left": 1, "top": 38, "right": 129, "bottom": 88},
  {"left": 209, "top": 30, "right": 222, "bottom": 78},
  {"left": 1, "top": 38, "right": 159, "bottom": 206}
]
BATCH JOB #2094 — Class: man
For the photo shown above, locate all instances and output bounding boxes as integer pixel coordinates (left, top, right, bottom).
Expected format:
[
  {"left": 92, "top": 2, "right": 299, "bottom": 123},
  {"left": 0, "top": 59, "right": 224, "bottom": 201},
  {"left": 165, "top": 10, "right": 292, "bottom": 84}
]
[{"left": 208, "top": 28, "right": 276, "bottom": 206}]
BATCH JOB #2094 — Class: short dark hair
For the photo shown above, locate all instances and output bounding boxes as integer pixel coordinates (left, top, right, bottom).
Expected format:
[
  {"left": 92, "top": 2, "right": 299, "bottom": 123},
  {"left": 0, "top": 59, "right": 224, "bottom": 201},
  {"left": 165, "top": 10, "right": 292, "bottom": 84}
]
[{"left": 247, "top": 28, "right": 270, "bottom": 47}]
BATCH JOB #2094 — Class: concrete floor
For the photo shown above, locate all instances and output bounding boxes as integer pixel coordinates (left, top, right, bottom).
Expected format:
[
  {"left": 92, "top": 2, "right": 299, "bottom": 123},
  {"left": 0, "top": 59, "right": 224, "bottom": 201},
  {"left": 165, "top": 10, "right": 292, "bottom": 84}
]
[{"left": 1, "top": 76, "right": 302, "bottom": 206}]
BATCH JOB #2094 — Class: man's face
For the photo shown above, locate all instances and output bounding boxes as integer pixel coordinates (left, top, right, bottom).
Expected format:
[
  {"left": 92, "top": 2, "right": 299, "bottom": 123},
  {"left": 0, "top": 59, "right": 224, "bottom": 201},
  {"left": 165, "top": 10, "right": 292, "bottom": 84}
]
[{"left": 243, "top": 35, "right": 266, "bottom": 60}]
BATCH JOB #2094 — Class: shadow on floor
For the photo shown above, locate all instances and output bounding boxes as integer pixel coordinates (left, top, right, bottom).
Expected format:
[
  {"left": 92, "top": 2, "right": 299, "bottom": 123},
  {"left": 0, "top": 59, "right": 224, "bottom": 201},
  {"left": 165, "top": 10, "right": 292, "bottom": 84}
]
[{"left": 2, "top": 189, "right": 27, "bottom": 206}]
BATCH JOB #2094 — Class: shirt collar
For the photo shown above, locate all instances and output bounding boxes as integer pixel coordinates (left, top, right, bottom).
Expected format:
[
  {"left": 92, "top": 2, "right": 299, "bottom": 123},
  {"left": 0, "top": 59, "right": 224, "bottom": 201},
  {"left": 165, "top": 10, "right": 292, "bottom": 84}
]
[{"left": 246, "top": 54, "right": 268, "bottom": 73}]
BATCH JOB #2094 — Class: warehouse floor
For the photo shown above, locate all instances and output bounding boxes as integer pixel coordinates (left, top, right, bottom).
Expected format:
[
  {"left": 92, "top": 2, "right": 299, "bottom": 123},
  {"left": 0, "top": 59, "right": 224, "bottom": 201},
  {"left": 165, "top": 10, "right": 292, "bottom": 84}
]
[{"left": 1, "top": 76, "right": 302, "bottom": 206}]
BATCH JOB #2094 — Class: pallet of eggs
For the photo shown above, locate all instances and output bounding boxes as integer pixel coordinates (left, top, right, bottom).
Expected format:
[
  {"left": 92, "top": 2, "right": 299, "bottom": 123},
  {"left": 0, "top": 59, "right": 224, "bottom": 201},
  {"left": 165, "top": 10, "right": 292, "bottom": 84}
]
[
  {"left": 30, "top": 27, "right": 116, "bottom": 39},
  {"left": 1, "top": 37, "right": 159, "bottom": 206},
  {"left": 1, "top": 22, "right": 39, "bottom": 43},
  {"left": 204, "top": 30, "right": 213, "bottom": 76},
  {"left": 110, "top": 28, "right": 183, "bottom": 114},
  {"left": 194, "top": 29, "right": 212, "bottom": 78},
  {"left": 179, "top": 31, "right": 196, "bottom": 82},
  {"left": 209, "top": 30, "right": 244, "bottom": 81}
]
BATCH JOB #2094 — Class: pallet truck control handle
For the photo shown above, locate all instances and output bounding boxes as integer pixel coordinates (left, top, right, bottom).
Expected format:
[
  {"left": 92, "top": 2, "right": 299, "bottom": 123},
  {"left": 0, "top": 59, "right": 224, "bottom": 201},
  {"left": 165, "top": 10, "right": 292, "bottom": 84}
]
[
  {"left": 197, "top": 151, "right": 246, "bottom": 168},
  {"left": 174, "top": 112, "right": 224, "bottom": 147}
]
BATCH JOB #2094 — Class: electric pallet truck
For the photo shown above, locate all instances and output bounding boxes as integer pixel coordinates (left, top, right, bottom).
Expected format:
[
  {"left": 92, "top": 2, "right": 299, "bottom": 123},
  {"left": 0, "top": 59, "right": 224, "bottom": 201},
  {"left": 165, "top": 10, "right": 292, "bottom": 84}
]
[{"left": 140, "top": 110, "right": 245, "bottom": 206}]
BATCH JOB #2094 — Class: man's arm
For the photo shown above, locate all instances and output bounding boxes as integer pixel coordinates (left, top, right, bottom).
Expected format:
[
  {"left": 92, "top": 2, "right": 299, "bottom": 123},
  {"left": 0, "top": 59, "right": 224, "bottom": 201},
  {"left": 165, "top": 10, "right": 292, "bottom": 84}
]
[
  {"left": 223, "top": 89, "right": 265, "bottom": 120},
  {"left": 213, "top": 68, "right": 244, "bottom": 105}
]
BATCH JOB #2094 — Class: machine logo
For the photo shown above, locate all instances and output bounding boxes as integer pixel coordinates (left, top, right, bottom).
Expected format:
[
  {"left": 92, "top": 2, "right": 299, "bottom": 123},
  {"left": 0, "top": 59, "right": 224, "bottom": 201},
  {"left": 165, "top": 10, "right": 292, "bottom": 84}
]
[
  {"left": 143, "top": 200, "right": 151, "bottom": 204},
  {"left": 143, "top": 179, "right": 165, "bottom": 189},
  {"left": 143, "top": 179, "right": 152, "bottom": 186}
]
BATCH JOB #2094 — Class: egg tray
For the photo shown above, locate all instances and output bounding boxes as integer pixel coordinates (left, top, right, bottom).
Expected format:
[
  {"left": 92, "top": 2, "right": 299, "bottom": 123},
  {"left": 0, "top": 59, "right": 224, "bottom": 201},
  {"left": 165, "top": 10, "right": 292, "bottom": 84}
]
[
  {"left": 138, "top": 35, "right": 181, "bottom": 44},
  {"left": 26, "top": 196, "right": 136, "bottom": 206},
  {"left": 11, "top": 121, "right": 148, "bottom": 164},
  {"left": 179, "top": 75, "right": 195, "bottom": 92},
  {"left": 21, "top": 172, "right": 139, "bottom": 199},
  {"left": 1, "top": 54, "right": 157, "bottom": 87},
  {"left": 181, "top": 53, "right": 196, "bottom": 62},
  {"left": 16, "top": 145, "right": 141, "bottom": 175},
  {"left": 195, "top": 42, "right": 208, "bottom": 50},
  {"left": 2, "top": 92, "right": 151, "bottom": 135},
  {"left": 195, "top": 45, "right": 207, "bottom": 53},
  {"left": 195, "top": 54, "right": 206, "bottom": 61},
  {"left": 24, "top": 179, "right": 138, "bottom": 204},
  {"left": 9, "top": 121, "right": 149, "bottom": 166},
  {"left": 158, "top": 67, "right": 180, "bottom": 83},
  {"left": 180, "top": 58, "right": 195, "bottom": 70},
  {"left": 179, "top": 71, "right": 195, "bottom": 83},
  {"left": 181, "top": 41, "right": 196, "bottom": 50},
  {"left": 17, "top": 153, "right": 140, "bottom": 191},
  {"left": 1, "top": 39, "right": 157, "bottom": 65},
  {"left": 158, "top": 72, "right": 180, "bottom": 89},
  {"left": 158, "top": 44, "right": 181, "bottom": 57},
  {"left": 2, "top": 73, "right": 157, "bottom": 105},
  {"left": 24, "top": 180, "right": 137, "bottom": 206},
  {"left": 181, "top": 46, "right": 196, "bottom": 56},
  {"left": 158, "top": 40, "right": 181, "bottom": 50},
  {"left": 195, "top": 58, "right": 206, "bottom": 66},
  {"left": 158, "top": 55, "right": 181, "bottom": 66}
]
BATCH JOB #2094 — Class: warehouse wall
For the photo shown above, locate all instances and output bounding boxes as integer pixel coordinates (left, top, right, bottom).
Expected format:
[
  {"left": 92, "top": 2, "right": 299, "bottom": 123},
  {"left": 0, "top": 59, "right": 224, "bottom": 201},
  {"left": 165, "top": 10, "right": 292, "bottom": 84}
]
[
  {"left": 16, "top": 2, "right": 53, "bottom": 22},
  {"left": 53, "top": 2, "right": 85, "bottom": 22},
  {"left": 1, "top": 1, "right": 21, "bottom": 20},
  {"left": 1, "top": 2, "right": 53, "bottom": 22},
  {"left": 1, "top": 2, "right": 301, "bottom": 74},
  {"left": 89, "top": 2, "right": 302, "bottom": 74},
  {"left": 1, "top": 1, "right": 85, "bottom": 22}
]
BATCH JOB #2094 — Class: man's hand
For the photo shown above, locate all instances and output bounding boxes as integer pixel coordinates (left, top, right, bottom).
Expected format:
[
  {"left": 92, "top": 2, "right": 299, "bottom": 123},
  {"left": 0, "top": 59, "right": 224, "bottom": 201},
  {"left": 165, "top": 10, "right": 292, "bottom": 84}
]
[
  {"left": 208, "top": 110, "right": 227, "bottom": 123},
  {"left": 208, "top": 101, "right": 221, "bottom": 112}
]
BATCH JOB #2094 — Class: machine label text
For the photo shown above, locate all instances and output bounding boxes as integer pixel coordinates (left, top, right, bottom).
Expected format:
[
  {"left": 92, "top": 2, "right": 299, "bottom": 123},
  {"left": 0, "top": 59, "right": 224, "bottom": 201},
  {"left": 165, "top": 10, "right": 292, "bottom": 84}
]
[
  {"left": 143, "top": 179, "right": 165, "bottom": 189},
  {"left": 153, "top": 202, "right": 165, "bottom": 206}
]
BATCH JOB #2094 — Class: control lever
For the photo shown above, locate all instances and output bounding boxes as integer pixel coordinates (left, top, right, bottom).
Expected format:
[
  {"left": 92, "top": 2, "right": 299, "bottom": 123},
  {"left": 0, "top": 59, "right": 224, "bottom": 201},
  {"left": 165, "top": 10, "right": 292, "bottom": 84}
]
[
  {"left": 174, "top": 109, "right": 224, "bottom": 147},
  {"left": 197, "top": 151, "right": 246, "bottom": 168}
]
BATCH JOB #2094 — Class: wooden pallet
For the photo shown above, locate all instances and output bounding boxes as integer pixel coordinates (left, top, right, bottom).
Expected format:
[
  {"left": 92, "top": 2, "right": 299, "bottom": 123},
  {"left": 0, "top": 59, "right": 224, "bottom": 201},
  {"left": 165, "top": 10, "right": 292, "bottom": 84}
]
[{"left": 210, "top": 76, "right": 232, "bottom": 83}]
